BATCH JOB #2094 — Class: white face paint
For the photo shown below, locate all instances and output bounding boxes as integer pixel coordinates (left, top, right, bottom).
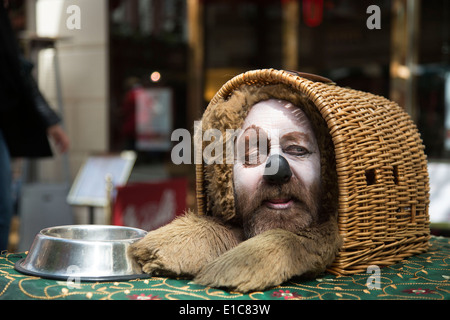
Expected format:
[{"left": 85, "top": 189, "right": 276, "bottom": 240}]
[{"left": 233, "top": 99, "right": 321, "bottom": 211}]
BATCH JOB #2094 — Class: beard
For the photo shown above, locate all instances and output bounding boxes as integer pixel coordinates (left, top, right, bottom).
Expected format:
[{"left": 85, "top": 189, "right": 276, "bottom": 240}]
[{"left": 234, "top": 177, "right": 323, "bottom": 239}]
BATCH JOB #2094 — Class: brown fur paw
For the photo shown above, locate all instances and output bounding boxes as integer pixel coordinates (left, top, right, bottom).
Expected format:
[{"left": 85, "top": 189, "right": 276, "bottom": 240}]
[
  {"left": 194, "top": 228, "right": 340, "bottom": 293},
  {"left": 194, "top": 230, "right": 292, "bottom": 292},
  {"left": 127, "top": 212, "right": 242, "bottom": 277}
]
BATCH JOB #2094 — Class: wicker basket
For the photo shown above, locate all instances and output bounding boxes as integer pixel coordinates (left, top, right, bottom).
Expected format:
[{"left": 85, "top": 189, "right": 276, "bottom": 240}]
[{"left": 195, "top": 68, "right": 430, "bottom": 275}]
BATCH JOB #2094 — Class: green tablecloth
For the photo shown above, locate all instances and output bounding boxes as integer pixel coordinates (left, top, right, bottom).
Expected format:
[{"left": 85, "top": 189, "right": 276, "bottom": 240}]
[{"left": 1, "top": 236, "right": 449, "bottom": 300}]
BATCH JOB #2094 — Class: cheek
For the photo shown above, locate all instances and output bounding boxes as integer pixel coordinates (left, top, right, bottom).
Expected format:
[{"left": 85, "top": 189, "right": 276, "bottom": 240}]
[
  {"left": 233, "top": 164, "right": 264, "bottom": 195},
  {"left": 288, "top": 154, "right": 321, "bottom": 187}
]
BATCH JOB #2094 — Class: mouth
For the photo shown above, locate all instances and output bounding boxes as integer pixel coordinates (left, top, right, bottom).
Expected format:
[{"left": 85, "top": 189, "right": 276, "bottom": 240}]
[{"left": 263, "top": 198, "right": 294, "bottom": 210}]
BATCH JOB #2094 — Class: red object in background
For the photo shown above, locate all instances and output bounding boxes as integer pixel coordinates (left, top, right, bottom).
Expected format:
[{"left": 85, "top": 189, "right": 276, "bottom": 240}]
[
  {"left": 303, "top": 0, "right": 324, "bottom": 27},
  {"left": 112, "top": 178, "right": 188, "bottom": 231},
  {"left": 121, "top": 85, "right": 145, "bottom": 139}
]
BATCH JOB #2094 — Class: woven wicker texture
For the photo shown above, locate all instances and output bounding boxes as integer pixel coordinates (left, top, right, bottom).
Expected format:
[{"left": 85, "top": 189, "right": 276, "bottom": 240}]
[{"left": 195, "top": 68, "right": 430, "bottom": 275}]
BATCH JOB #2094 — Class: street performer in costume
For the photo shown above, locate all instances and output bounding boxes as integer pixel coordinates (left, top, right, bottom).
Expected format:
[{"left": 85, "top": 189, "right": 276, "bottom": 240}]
[{"left": 129, "top": 70, "right": 343, "bottom": 293}]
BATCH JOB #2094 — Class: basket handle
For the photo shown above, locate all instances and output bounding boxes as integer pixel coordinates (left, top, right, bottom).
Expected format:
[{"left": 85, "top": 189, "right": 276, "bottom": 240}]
[{"left": 285, "top": 70, "right": 335, "bottom": 84}]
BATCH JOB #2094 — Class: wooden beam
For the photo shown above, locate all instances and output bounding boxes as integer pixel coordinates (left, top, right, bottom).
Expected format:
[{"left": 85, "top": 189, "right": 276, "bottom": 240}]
[
  {"left": 282, "top": 0, "right": 299, "bottom": 71},
  {"left": 187, "top": 0, "right": 204, "bottom": 129},
  {"left": 390, "top": 0, "right": 421, "bottom": 122}
]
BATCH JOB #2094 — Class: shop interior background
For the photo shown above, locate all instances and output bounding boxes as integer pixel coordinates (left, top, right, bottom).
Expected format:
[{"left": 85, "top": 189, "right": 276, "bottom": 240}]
[{"left": 5, "top": 0, "right": 450, "bottom": 252}]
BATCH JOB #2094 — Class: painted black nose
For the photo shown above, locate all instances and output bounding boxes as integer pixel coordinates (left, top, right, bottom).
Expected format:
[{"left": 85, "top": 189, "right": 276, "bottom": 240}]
[{"left": 263, "top": 154, "right": 292, "bottom": 184}]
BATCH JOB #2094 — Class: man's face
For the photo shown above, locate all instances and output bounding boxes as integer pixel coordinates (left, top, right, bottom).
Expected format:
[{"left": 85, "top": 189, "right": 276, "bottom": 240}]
[{"left": 233, "top": 99, "right": 322, "bottom": 238}]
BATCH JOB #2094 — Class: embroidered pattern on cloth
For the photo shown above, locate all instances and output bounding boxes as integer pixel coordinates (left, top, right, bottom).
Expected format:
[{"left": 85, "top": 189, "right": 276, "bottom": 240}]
[{"left": 1, "top": 236, "right": 449, "bottom": 300}]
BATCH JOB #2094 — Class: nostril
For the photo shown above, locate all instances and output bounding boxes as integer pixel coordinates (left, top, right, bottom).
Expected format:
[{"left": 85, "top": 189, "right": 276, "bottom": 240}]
[
  {"left": 265, "top": 173, "right": 291, "bottom": 184},
  {"left": 282, "top": 172, "right": 291, "bottom": 182},
  {"left": 263, "top": 154, "right": 292, "bottom": 185}
]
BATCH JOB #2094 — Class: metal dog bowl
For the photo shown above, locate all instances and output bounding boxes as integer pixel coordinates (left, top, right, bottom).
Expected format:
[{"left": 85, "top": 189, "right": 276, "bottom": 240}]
[{"left": 15, "top": 225, "right": 150, "bottom": 282}]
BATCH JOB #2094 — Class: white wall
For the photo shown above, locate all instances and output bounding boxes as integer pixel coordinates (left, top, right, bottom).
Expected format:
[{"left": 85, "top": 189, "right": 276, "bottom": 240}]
[
  {"left": 33, "top": 0, "right": 109, "bottom": 183},
  {"left": 428, "top": 162, "right": 450, "bottom": 224}
]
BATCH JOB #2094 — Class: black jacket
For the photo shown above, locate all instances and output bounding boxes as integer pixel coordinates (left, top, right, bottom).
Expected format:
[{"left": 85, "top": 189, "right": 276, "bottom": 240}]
[{"left": 0, "top": 4, "right": 60, "bottom": 158}]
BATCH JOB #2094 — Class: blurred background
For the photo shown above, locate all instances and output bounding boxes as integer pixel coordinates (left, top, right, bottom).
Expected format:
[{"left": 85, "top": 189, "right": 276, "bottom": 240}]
[{"left": 4, "top": 0, "right": 450, "bottom": 251}]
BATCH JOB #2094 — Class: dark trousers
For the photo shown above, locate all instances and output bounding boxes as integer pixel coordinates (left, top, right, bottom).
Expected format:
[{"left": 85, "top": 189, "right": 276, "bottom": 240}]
[{"left": 0, "top": 130, "right": 12, "bottom": 252}]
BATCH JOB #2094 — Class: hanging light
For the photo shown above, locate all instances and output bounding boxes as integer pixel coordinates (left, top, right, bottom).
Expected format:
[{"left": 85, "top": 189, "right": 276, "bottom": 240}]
[{"left": 150, "top": 71, "right": 161, "bottom": 82}]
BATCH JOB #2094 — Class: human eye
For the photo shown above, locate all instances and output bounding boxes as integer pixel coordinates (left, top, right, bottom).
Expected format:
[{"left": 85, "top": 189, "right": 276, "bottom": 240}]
[
  {"left": 283, "top": 145, "right": 311, "bottom": 157},
  {"left": 236, "top": 126, "right": 269, "bottom": 166},
  {"left": 244, "top": 134, "right": 269, "bottom": 166}
]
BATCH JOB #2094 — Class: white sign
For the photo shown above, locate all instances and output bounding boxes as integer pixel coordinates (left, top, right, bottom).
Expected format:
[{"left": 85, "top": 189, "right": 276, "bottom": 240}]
[
  {"left": 67, "top": 151, "right": 136, "bottom": 207},
  {"left": 428, "top": 162, "right": 450, "bottom": 224}
]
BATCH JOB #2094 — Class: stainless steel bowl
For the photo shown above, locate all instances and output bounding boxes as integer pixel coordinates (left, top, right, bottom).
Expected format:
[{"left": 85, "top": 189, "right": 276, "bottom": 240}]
[{"left": 15, "top": 225, "right": 150, "bottom": 281}]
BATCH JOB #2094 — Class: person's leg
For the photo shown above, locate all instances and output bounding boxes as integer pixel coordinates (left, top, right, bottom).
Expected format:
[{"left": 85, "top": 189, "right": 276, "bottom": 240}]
[{"left": 0, "top": 130, "right": 13, "bottom": 252}]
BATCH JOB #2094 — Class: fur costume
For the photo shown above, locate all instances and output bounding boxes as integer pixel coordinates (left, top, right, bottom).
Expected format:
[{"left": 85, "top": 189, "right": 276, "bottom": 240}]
[{"left": 129, "top": 71, "right": 343, "bottom": 292}]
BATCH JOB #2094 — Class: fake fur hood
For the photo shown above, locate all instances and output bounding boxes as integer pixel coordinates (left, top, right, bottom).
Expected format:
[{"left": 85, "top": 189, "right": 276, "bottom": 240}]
[{"left": 195, "top": 70, "right": 338, "bottom": 225}]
